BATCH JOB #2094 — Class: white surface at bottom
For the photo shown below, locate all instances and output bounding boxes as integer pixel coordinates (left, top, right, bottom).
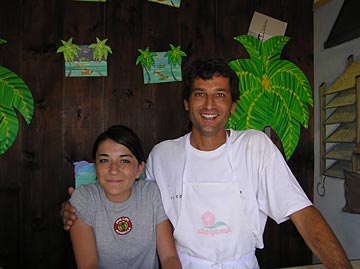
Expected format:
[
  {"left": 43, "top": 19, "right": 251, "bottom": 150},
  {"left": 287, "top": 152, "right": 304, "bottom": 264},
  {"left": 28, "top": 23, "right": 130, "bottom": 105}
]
[{"left": 280, "top": 259, "right": 360, "bottom": 269}]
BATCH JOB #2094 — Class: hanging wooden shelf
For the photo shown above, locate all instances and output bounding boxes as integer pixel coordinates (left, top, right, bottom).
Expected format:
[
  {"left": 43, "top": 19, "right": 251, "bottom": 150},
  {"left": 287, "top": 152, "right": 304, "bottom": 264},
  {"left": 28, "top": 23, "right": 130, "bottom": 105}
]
[{"left": 320, "top": 55, "right": 360, "bottom": 179}]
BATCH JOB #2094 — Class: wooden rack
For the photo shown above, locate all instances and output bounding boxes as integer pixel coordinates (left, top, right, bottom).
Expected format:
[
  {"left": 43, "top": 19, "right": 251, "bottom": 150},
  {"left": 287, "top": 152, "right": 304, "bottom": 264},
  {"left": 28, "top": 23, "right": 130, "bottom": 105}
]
[{"left": 320, "top": 55, "right": 360, "bottom": 179}]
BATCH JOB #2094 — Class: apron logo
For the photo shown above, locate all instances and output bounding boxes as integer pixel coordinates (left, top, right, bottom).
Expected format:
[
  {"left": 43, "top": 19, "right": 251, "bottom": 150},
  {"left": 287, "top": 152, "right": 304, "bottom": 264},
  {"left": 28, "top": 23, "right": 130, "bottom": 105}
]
[
  {"left": 114, "top": 216, "right": 132, "bottom": 235},
  {"left": 197, "top": 211, "right": 232, "bottom": 236}
]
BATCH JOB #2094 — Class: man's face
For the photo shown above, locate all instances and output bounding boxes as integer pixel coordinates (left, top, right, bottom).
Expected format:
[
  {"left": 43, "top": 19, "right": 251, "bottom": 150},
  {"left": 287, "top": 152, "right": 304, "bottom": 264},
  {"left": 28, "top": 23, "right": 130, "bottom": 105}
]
[{"left": 184, "top": 75, "right": 236, "bottom": 138}]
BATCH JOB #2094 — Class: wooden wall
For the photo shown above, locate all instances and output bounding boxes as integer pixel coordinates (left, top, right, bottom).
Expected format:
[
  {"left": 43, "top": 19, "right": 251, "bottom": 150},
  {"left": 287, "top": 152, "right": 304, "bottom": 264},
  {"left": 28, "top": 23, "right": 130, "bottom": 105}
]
[{"left": 0, "top": 0, "right": 314, "bottom": 268}]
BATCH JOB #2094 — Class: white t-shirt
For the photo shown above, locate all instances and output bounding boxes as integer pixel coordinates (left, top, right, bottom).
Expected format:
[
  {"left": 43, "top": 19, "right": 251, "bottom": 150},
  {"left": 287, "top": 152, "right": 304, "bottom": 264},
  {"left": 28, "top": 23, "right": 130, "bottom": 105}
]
[{"left": 145, "top": 129, "right": 312, "bottom": 248}]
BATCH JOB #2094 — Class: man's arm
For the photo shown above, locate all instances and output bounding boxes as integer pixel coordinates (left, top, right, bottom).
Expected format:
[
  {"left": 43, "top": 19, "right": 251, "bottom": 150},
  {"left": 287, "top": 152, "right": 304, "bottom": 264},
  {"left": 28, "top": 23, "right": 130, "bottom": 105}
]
[
  {"left": 60, "top": 187, "right": 78, "bottom": 231},
  {"left": 290, "top": 206, "right": 352, "bottom": 269}
]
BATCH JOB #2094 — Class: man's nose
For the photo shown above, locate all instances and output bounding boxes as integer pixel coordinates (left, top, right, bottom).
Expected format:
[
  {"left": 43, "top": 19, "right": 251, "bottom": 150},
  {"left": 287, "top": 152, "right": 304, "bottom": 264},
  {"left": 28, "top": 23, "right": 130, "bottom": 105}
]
[{"left": 205, "top": 96, "right": 215, "bottom": 108}]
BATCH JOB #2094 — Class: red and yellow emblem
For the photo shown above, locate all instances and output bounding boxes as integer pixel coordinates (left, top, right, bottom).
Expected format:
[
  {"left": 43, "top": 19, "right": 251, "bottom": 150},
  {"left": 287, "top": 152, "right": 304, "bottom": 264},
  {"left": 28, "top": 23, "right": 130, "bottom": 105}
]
[{"left": 114, "top": 216, "right": 132, "bottom": 235}]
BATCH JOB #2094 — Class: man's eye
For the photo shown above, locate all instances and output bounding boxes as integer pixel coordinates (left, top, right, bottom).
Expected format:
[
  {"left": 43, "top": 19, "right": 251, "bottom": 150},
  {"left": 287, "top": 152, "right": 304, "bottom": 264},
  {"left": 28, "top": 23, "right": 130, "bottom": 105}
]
[
  {"left": 99, "top": 159, "right": 108, "bottom": 163},
  {"left": 120, "top": 159, "right": 130, "bottom": 164},
  {"left": 216, "top": 93, "right": 225, "bottom": 97},
  {"left": 194, "top": 92, "right": 204, "bottom": 97}
]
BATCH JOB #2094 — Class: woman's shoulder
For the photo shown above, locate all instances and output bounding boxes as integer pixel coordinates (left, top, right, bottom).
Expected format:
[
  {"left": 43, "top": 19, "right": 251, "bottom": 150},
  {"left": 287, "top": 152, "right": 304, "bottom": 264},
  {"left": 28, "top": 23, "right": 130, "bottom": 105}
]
[
  {"left": 134, "top": 180, "right": 161, "bottom": 197},
  {"left": 72, "top": 184, "right": 101, "bottom": 201},
  {"left": 150, "top": 133, "right": 188, "bottom": 154}
]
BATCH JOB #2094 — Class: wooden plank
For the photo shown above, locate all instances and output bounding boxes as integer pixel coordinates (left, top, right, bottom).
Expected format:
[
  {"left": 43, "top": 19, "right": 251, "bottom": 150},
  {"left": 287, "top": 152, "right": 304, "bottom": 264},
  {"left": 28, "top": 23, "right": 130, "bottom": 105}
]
[
  {"left": 140, "top": 0, "right": 191, "bottom": 155},
  {"left": 0, "top": 0, "right": 28, "bottom": 268},
  {"left": 213, "top": 1, "right": 252, "bottom": 60},
  {"left": 62, "top": 1, "right": 106, "bottom": 164},
  {"left": 324, "top": 160, "right": 352, "bottom": 179},
  {"left": 324, "top": 89, "right": 356, "bottom": 109},
  {"left": 0, "top": 186, "right": 21, "bottom": 268},
  {"left": 325, "top": 122, "right": 356, "bottom": 143},
  {"left": 324, "top": 143, "right": 354, "bottom": 160},
  {"left": 105, "top": 0, "right": 153, "bottom": 155},
  {"left": 18, "top": 0, "right": 69, "bottom": 267},
  {"left": 324, "top": 106, "right": 356, "bottom": 124}
]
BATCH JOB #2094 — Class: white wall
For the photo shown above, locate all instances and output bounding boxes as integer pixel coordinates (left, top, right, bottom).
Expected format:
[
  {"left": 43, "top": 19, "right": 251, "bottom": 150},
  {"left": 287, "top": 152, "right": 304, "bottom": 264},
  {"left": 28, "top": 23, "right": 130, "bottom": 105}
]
[{"left": 314, "top": 0, "right": 360, "bottom": 261}]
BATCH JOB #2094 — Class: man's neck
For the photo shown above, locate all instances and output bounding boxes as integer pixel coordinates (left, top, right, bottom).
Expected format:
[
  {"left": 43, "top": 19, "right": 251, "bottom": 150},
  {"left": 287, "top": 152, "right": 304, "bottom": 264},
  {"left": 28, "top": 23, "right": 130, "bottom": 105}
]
[{"left": 189, "top": 129, "right": 229, "bottom": 151}]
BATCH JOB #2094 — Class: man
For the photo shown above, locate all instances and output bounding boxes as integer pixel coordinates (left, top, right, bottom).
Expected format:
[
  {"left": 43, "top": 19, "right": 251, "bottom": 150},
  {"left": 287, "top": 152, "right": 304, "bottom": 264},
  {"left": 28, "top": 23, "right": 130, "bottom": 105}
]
[{"left": 62, "top": 58, "right": 352, "bottom": 268}]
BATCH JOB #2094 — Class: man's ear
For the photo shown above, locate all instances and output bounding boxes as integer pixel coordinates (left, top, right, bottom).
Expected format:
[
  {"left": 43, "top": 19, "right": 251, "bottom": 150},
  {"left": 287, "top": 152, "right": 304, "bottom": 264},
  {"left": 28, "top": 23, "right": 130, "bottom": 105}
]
[
  {"left": 184, "top": 99, "right": 190, "bottom": 111},
  {"left": 231, "top": 102, "right": 236, "bottom": 113}
]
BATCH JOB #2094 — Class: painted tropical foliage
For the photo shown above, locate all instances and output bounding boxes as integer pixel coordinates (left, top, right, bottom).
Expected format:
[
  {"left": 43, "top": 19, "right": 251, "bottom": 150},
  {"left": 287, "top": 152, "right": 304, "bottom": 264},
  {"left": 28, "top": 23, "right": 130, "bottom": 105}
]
[
  {"left": 89, "top": 37, "right": 112, "bottom": 76},
  {"left": 147, "top": 0, "right": 181, "bottom": 8},
  {"left": 136, "top": 47, "right": 157, "bottom": 83},
  {"left": 0, "top": 39, "right": 34, "bottom": 155},
  {"left": 227, "top": 34, "right": 313, "bottom": 159},
  {"left": 164, "top": 44, "right": 186, "bottom": 81},
  {"left": 56, "top": 37, "right": 81, "bottom": 76}
]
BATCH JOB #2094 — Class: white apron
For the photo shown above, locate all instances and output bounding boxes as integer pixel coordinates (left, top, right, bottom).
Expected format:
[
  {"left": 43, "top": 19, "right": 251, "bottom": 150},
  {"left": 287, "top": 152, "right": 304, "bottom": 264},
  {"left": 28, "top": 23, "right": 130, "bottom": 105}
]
[{"left": 173, "top": 134, "right": 259, "bottom": 269}]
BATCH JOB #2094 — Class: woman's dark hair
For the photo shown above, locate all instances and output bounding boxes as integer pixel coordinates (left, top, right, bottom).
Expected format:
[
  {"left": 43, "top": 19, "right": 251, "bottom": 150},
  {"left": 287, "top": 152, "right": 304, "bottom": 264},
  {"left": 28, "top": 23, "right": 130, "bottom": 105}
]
[
  {"left": 183, "top": 58, "right": 240, "bottom": 102},
  {"left": 92, "top": 125, "right": 145, "bottom": 164}
]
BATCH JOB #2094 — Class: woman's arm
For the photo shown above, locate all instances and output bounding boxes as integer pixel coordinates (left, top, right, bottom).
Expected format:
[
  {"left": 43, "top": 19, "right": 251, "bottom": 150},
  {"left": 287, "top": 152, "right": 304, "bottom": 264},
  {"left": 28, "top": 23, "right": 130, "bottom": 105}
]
[
  {"left": 70, "top": 218, "right": 99, "bottom": 269},
  {"left": 156, "top": 219, "right": 182, "bottom": 269}
]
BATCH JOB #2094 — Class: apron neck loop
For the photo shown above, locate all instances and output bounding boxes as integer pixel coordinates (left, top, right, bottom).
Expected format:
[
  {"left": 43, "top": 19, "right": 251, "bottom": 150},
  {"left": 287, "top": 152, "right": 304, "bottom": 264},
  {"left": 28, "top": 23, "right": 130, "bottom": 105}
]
[{"left": 183, "top": 131, "right": 235, "bottom": 182}]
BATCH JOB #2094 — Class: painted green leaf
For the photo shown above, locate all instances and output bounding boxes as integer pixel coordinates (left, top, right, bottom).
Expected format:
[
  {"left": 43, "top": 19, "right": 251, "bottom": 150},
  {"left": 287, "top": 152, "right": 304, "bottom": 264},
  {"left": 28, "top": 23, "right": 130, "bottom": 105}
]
[
  {"left": 89, "top": 37, "right": 113, "bottom": 62},
  {"left": 228, "top": 35, "right": 313, "bottom": 159},
  {"left": 164, "top": 44, "right": 187, "bottom": 81},
  {"left": 136, "top": 47, "right": 157, "bottom": 83},
  {"left": 0, "top": 66, "right": 34, "bottom": 155},
  {"left": 57, "top": 38, "right": 81, "bottom": 76}
]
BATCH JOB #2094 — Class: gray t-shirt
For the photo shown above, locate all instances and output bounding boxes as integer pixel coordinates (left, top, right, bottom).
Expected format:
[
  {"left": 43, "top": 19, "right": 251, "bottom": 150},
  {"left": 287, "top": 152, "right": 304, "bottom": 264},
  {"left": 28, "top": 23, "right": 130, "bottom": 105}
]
[{"left": 70, "top": 180, "right": 168, "bottom": 269}]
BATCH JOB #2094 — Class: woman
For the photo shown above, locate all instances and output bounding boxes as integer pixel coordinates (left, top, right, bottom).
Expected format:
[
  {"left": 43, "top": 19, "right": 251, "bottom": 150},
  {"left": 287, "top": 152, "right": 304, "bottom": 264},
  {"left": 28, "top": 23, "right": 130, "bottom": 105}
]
[{"left": 70, "top": 125, "right": 181, "bottom": 269}]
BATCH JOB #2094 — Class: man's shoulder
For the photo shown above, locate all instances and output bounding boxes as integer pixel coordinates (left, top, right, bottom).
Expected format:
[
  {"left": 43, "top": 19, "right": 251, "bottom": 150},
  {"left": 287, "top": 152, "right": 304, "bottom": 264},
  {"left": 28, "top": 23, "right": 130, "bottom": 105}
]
[
  {"left": 229, "top": 128, "right": 269, "bottom": 141},
  {"left": 135, "top": 179, "right": 158, "bottom": 189},
  {"left": 151, "top": 133, "right": 188, "bottom": 153}
]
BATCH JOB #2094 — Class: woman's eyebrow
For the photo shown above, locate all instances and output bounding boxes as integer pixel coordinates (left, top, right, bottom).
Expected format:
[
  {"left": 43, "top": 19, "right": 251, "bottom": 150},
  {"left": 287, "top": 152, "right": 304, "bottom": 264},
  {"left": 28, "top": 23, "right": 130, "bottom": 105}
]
[{"left": 97, "top": 153, "right": 133, "bottom": 158}]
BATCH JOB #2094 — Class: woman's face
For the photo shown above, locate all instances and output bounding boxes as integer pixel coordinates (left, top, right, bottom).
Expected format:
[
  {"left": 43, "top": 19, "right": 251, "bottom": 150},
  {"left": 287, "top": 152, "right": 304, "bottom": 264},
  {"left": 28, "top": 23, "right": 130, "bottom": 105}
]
[{"left": 95, "top": 139, "right": 144, "bottom": 203}]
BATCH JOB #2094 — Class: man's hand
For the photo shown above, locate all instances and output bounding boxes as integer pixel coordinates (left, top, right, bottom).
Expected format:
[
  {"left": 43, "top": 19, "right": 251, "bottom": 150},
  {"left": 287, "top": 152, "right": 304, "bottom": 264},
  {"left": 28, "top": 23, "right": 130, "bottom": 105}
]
[{"left": 60, "top": 187, "right": 77, "bottom": 231}]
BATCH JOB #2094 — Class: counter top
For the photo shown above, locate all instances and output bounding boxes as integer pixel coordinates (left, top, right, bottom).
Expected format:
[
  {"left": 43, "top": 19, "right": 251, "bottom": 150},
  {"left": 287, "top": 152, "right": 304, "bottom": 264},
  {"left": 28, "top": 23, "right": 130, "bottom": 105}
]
[{"left": 280, "top": 260, "right": 360, "bottom": 269}]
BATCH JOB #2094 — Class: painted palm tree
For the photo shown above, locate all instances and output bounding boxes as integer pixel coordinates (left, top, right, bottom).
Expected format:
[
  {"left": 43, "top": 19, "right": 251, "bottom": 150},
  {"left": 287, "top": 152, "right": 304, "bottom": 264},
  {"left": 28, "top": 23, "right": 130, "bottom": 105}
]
[
  {"left": 57, "top": 38, "right": 81, "bottom": 77},
  {"left": 136, "top": 47, "right": 157, "bottom": 83},
  {"left": 227, "top": 34, "right": 313, "bottom": 160},
  {"left": 89, "top": 37, "right": 112, "bottom": 76},
  {"left": 164, "top": 44, "right": 187, "bottom": 81},
  {"left": 0, "top": 40, "right": 34, "bottom": 155}
]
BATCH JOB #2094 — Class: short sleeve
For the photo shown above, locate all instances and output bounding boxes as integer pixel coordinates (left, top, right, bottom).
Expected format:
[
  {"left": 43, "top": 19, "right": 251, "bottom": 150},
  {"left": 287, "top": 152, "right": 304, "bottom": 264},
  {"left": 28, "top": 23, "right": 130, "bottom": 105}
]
[
  {"left": 255, "top": 136, "right": 312, "bottom": 223},
  {"left": 70, "top": 184, "right": 96, "bottom": 227}
]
